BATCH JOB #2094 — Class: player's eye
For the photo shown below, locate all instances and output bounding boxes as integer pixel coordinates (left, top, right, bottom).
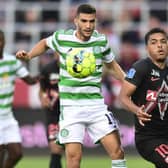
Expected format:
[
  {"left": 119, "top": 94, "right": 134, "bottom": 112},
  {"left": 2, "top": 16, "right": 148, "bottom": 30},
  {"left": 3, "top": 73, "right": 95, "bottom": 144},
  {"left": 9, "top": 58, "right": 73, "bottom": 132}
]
[
  {"left": 161, "top": 39, "right": 167, "bottom": 44},
  {"left": 150, "top": 41, "right": 156, "bottom": 45}
]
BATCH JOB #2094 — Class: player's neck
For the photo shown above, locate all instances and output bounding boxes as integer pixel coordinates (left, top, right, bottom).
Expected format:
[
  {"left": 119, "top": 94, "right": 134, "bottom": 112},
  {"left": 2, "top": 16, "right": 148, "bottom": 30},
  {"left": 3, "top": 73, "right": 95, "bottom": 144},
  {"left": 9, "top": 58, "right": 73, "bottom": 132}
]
[
  {"left": 75, "top": 31, "right": 90, "bottom": 42},
  {"left": 150, "top": 57, "right": 166, "bottom": 69}
]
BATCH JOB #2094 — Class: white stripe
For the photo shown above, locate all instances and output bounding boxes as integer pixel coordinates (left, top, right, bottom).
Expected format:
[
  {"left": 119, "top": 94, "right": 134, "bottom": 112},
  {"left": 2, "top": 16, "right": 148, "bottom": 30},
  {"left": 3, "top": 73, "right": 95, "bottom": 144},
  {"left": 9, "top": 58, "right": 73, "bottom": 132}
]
[
  {"left": 60, "top": 99, "right": 105, "bottom": 106},
  {"left": 60, "top": 56, "right": 65, "bottom": 65},
  {"left": 58, "top": 34, "right": 105, "bottom": 43},
  {"left": 0, "top": 97, "right": 13, "bottom": 105},
  {"left": 59, "top": 85, "right": 100, "bottom": 93},
  {"left": 0, "top": 108, "right": 12, "bottom": 118},
  {"left": 60, "top": 69, "right": 101, "bottom": 83},
  {"left": 0, "top": 86, "right": 13, "bottom": 94},
  {"left": 0, "top": 110, "right": 12, "bottom": 117}
]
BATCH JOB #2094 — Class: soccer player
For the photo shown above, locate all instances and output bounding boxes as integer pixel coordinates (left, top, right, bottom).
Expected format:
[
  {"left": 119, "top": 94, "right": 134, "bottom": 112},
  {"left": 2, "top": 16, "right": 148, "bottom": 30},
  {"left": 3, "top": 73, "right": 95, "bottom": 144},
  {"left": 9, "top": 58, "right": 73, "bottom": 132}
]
[
  {"left": 16, "top": 4, "right": 127, "bottom": 168},
  {"left": 39, "top": 57, "right": 63, "bottom": 168},
  {"left": 0, "top": 30, "right": 38, "bottom": 168},
  {"left": 119, "top": 27, "right": 168, "bottom": 168}
]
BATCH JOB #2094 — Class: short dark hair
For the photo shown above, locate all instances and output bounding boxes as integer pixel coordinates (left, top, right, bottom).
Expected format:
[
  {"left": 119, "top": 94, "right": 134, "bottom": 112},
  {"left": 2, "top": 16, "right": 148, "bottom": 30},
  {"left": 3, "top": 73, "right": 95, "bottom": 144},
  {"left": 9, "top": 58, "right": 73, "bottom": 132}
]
[
  {"left": 145, "top": 27, "right": 167, "bottom": 45},
  {"left": 76, "top": 4, "right": 96, "bottom": 16}
]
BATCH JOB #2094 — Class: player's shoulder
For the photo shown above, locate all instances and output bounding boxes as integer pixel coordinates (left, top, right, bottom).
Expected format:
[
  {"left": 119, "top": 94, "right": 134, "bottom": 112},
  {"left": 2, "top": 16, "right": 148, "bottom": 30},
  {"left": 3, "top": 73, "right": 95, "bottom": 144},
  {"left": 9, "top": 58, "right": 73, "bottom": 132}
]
[
  {"left": 133, "top": 57, "right": 150, "bottom": 69},
  {"left": 92, "top": 30, "right": 107, "bottom": 41},
  {"left": 129, "top": 57, "right": 152, "bottom": 77},
  {"left": 4, "top": 52, "right": 19, "bottom": 62},
  {"left": 126, "top": 58, "right": 150, "bottom": 79},
  {"left": 52, "top": 29, "right": 75, "bottom": 42},
  {"left": 54, "top": 29, "right": 74, "bottom": 36}
]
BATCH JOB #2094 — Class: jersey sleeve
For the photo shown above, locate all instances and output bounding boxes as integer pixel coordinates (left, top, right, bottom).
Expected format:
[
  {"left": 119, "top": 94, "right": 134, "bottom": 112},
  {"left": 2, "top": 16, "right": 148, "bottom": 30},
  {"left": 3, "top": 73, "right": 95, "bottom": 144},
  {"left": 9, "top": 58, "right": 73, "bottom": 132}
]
[
  {"left": 125, "top": 60, "right": 148, "bottom": 87},
  {"left": 46, "top": 31, "right": 58, "bottom": 51},
  {"left": 102, "top": 37, "right": 115, "bottom": 63}
]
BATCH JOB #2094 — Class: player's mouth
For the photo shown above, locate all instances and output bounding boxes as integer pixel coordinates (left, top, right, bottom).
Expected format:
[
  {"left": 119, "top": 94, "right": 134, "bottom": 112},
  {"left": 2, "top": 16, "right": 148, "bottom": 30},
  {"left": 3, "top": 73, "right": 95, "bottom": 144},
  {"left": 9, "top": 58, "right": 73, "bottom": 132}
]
[
  {"left": 84, "top": 30, "right": 92, "bottom": 34},
  {"left": 158, "top": 50, "right": 165, "bottom": 55}
]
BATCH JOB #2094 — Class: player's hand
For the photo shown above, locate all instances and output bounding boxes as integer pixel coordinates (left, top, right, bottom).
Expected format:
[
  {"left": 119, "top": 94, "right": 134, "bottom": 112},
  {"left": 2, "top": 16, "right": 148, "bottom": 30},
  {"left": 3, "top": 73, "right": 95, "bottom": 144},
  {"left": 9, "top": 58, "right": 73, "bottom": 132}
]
[
  {"left": 40, "top": 93, "right": 51, "bottom": 108},
  {"left": 16, "top": 50, "right": 30, "bottom": 61},
  {"left": 136, "top": 105, "right": 152, "bottom": 126}
]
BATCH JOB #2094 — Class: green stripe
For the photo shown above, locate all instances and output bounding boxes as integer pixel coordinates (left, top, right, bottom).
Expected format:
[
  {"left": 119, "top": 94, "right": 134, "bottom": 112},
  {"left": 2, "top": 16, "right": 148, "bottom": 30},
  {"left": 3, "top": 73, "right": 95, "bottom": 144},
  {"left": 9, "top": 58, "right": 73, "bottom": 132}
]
[
  {"left": 59, "top": 77, "right": 101, "bottom": 88},
  {"left": 52, "top": 39, "right": 59, "bottom": 52},
  {"left": 94, "top": 52, "right": 103, "bottom": 59},
  {"left": 0, "top": 60, "right": 16, "bottom": 67},
  {"left": 0, "top": 70, "right": 16, "bottom": 77},
  {"left": 53, "top": 31, "right": 62, "bottom": 52},
  {"left": 0, "top": 92, "right": 13, "bottom": 99},
  {"left": 60, "top": 92, "right": 103, "bottom": 99},
  {"left": 57, "top": 40, "right": 107, "bottom": 48},
  {"left": 61, "top": 52, "right": 67, "bottom": 60},
  {"left": 0, "top": 103, "right": 12, "bottom": 108},
  {"left": 102, "top": 48, "right": 111, "bottom": 56}
]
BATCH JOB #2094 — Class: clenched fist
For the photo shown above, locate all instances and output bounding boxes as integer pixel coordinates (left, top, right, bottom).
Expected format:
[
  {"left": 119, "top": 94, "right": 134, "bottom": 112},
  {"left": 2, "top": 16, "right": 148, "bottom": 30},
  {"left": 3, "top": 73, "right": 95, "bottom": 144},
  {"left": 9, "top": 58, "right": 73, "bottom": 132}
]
[{"left": 16, "top": 50, "right": 30, "bottom": 61}]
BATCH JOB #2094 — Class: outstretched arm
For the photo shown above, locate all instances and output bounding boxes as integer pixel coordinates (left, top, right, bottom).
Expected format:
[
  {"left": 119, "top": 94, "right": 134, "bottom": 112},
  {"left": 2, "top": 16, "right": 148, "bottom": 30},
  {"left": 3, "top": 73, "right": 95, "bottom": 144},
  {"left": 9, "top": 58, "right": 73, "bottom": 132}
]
[
  {"left": 119, "top": 80, "right": 152, "bottom": 126},
  {"left": 104, "top": 60, "right": 126, "bottom": 82},
  {"left": 16, "top": 39, "right": 49, "bottom": 61}
]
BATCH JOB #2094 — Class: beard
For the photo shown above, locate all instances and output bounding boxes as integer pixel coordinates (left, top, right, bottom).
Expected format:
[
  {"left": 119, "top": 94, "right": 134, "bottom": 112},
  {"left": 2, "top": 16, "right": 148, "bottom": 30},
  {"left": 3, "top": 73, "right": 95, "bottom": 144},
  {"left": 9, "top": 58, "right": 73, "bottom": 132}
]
[{"left": 157, "top": 57, "right": 166, "bottom": 63}]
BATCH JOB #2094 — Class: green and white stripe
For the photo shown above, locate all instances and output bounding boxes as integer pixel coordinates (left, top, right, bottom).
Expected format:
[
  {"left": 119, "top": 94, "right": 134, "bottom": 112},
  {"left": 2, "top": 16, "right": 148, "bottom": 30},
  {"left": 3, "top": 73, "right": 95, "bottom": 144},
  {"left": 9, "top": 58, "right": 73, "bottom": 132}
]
[
  {"left": 46, "top": 29, "right": 115, "bottom": 106},
  {"left": 0, "top": 53, "right": 29, "bottom": 119}
]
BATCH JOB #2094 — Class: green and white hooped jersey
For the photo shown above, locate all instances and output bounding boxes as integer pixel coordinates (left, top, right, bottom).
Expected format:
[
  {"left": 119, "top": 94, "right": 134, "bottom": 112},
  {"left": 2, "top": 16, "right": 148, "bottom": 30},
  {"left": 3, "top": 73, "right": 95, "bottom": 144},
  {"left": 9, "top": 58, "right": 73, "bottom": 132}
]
[
  {"left": 46, "top": 29, "right": 115, "bottom": 106},
  {"left": 0, "top": 53, "right": 29, "bottom": 119}
]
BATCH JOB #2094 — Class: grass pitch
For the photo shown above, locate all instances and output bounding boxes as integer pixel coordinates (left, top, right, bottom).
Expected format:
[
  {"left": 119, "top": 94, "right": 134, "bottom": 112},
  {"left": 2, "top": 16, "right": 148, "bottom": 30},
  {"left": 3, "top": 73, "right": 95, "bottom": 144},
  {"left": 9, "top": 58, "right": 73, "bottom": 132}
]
[{"left": 16, "top": 155, "right": 154, "bottom": 168}]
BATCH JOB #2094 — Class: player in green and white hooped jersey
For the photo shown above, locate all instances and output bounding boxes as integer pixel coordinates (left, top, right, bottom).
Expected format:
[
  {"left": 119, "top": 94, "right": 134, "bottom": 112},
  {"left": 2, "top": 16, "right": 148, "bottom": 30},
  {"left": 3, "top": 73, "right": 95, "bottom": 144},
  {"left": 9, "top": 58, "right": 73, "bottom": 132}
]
[
  {"left": 16, "top": 4, "right": 127, "bottom": 168},
  {"left": 0, "top": 30, "right": 38, "bottom": 168}
]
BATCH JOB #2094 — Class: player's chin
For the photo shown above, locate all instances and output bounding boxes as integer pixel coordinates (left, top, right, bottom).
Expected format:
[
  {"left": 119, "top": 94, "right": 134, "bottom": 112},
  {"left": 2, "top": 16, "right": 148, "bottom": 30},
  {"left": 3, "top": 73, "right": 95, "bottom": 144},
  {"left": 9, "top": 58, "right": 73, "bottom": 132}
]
[
  {"left": 157, "top": 57, "right": 166, "bottom": 63},
  {"left": 84, "top": 31, "right": 93, "bottom": 37}
]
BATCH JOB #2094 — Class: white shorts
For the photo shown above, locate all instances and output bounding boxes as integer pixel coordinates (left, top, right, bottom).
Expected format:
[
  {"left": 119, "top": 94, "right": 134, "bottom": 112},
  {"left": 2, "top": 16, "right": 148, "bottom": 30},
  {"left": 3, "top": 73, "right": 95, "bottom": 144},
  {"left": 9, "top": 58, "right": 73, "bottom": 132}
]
[
  {"left": 59, "top": 104, "right": 119, "bottom": 144},
  {"left": 0, "top": 118, "right": 22, "bottom": 145}
]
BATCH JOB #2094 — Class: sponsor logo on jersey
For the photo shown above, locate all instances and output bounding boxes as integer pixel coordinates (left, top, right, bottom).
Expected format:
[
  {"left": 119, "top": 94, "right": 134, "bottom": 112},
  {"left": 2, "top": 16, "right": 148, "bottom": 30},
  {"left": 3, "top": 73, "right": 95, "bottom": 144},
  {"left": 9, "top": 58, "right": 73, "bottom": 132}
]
[
  {"left": 151, "top": 69, "right": 160, "bottom": 77},
  {"left": 146, "top": 80, "right": 168, "bottom": 120},
  {"left": 127, "top": 68, "right": 136, "bottom": 79},
  {"left": 151, "top": 77, "right": 160, "bottom": 81},
  {"left": 146, "top": 90, "right": 157, "bottom": 101},
  {"left": 93, "top": 46, "right": 101, "bottom": 54}
]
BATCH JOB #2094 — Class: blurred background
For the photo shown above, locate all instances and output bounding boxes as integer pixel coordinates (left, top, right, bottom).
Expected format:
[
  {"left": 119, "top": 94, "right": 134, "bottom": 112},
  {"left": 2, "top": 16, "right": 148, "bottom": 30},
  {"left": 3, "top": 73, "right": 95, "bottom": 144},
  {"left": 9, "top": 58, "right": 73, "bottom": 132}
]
[{"left": 1, "top": 0, "right": 167, "bottom": 167}]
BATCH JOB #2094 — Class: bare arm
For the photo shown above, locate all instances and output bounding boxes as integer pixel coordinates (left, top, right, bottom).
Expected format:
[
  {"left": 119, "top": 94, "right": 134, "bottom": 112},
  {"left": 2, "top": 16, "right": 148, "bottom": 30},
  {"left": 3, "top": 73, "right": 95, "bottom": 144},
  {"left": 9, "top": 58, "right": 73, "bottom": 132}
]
[
  {"left": 104, "top": 60, "right": 126, "bottom": 82},
  {"left": 16, "top": 39, "right": 49, "bottom": 61},
  {"left": 39, "top": 87, "right": 51, "bottom": 108},
  {"left": 119, "top": 80, "right": 152, "bottom": 126}
]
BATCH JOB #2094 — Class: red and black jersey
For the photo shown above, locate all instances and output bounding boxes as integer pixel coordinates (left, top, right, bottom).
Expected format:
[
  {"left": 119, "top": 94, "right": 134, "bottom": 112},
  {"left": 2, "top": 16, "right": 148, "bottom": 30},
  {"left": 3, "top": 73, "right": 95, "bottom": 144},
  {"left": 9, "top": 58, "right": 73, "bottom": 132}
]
[
  {"left": 40, "top": 60, "right": 60, "bottom": 123},
  {"left": 125, "top": 57, "right": 168, "bottom": 142}
]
